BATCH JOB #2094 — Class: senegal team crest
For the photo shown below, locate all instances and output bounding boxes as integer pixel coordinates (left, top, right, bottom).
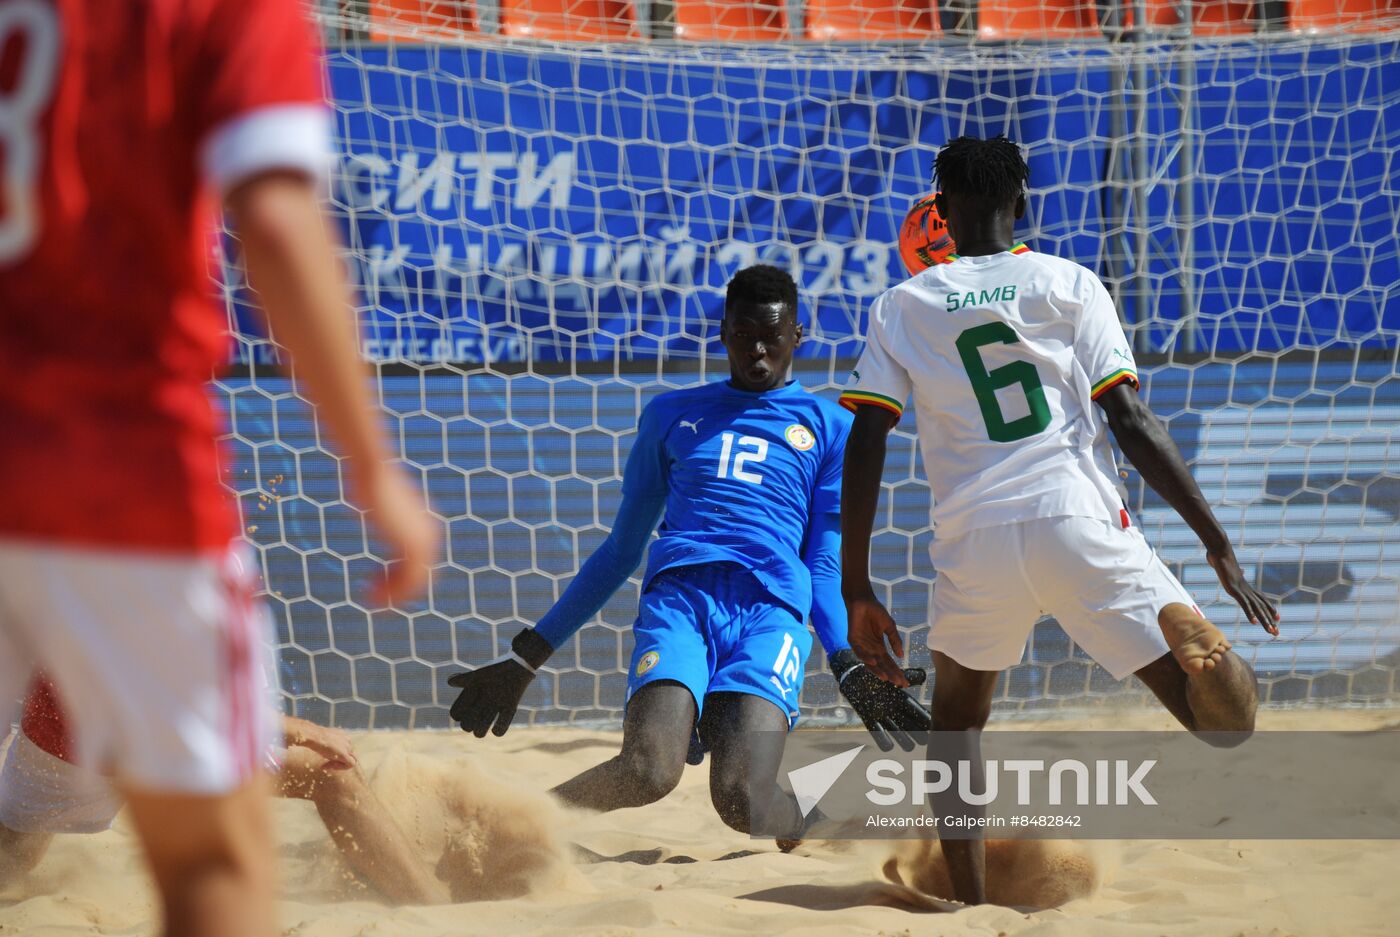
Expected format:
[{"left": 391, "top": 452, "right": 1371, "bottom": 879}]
[
  {"left": 636, "top": 650, "right": 661, "bottom": 676},
  {"left": 784, "top": 424, "right": 816, "bottom": 451}
]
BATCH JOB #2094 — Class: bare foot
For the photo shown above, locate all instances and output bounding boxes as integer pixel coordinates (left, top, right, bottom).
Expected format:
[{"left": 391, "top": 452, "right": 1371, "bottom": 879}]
[
  {"left": 883, "top": 839, "right": 1105, "bottom": 910},
  {"left": 1157, "top": 603, "right": 1231, "bottom": 675}
]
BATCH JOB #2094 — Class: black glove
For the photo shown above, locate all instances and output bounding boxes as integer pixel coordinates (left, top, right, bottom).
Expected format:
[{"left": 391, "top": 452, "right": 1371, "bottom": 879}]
[
  {"left": 447, "top": 628, "right": 553, "bottom": 738},
  {"left": 830, "top": 648, "right": 930, "bottom": 752}
]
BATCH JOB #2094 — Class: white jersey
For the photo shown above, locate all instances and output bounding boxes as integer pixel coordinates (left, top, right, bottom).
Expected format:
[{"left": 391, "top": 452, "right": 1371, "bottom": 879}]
[{"left": 839, "top": 245, "right": 1139, "bottom": 540}]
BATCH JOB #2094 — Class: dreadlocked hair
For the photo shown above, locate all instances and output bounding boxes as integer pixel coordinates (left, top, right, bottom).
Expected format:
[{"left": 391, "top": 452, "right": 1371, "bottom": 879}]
[{"left": 933, "top": 135, "right": 1029, "bottom": 207}]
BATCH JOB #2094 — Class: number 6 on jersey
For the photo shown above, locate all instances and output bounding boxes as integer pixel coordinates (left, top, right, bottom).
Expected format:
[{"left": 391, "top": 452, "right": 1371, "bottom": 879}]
[{"left": 956, "top": 322, "right": 1051, "bottom": 443}]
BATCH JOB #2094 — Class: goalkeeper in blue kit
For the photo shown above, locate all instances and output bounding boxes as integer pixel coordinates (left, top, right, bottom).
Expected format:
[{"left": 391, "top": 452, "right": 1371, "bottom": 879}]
[{"left": 447, "top": 265, "right": 929, "bottom": 837}]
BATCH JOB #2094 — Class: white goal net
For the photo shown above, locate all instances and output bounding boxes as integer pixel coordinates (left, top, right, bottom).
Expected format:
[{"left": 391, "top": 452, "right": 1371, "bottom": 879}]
[{"left": 218, "top": 2, "right": 1400, "bottom": 728}]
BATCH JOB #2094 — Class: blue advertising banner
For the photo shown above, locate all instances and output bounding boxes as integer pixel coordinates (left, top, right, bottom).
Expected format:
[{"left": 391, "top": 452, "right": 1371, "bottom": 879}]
[{"left": 227, "top": 42, "right": 1399, "bottom": 364}]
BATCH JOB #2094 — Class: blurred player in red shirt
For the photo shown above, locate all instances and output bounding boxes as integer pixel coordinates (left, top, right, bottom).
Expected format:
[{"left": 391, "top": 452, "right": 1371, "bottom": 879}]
[{"left": 0, "top": 2, "right": 436, "bottom": 935}]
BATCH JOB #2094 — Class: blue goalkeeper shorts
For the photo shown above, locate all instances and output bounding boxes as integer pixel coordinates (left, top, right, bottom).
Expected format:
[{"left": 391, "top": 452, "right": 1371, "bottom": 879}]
[{"left": 625, "top": 562, "right": 810, "bottom": 728}]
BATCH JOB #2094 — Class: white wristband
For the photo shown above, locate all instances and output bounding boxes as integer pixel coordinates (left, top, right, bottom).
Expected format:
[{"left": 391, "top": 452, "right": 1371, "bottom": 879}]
[
  {"left": 480, "top": 650, "right": 539, "bottom": 674},
  {"left": 836, "top": 661, "right": 865, "bottom": 687}
]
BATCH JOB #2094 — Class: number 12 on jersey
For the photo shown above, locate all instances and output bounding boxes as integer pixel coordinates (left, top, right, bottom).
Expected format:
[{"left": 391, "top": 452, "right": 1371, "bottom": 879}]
[{"left": 717, "top": 432, "right": 767, "bottom": 484}]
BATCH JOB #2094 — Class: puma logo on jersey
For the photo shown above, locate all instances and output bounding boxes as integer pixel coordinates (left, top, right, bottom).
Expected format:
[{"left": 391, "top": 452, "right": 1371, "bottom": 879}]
[
  {"left": 678, "top": 418, "right": 703, "bottom": 434},
  {"left": 1112, "top": 348, "right": 1133, "bottom": 363}
]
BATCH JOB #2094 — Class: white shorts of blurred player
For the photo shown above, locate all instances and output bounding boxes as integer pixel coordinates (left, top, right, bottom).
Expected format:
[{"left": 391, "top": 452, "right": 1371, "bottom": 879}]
[
  {"left": 0, "top": 541, "right": 277, "bottom": 795},
  {"left": 928, "top": 515, "right": 1186, "bottom": 680},
  {"left": 0, "top": 731, "right": 124, "bottom": 834},
  {"left": 0, "top": 730, "right": 285, "bottom": 835}
]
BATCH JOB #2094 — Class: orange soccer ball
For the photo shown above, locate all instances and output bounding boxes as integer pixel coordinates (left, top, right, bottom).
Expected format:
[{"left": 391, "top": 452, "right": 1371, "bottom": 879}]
[{"left": 898, "top": 192, "right": 955, "bottom": 275}]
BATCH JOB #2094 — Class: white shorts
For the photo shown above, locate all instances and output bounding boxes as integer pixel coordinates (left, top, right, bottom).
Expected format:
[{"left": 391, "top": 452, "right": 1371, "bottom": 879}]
[
  {"left": 0, "top": 540, "right": 277, "bottom": 795},
  {"left": 0, "top": 731, "right": 123, "bottom": 834},
  {"left": 0, "top": 729, "right": 286, "bottom": 835},
  {"left": 928, "top": 515, "right": 1188, "bottom": 680}
]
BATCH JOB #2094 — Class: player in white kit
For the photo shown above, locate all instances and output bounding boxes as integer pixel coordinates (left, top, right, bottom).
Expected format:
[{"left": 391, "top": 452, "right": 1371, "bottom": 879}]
[{"left": 839, "top": 136, "right": 1280, "bottom": 905}]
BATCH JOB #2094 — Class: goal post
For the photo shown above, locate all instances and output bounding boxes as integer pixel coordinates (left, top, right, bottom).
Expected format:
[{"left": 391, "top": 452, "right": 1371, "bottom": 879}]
[{"left": 218, "top": 4, "right": 1400, "bottom": 727}]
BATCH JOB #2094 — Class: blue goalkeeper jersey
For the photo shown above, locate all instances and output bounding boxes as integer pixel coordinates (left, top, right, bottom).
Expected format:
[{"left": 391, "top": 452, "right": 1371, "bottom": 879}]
[{"left": 624, "top": 379, "right": 851, "bottom": 617}]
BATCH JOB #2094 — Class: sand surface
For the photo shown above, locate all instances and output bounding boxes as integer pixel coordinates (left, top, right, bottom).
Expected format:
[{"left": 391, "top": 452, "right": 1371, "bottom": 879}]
[{"left": 2, "top": 708, "right": 1396, "bottom": 937}]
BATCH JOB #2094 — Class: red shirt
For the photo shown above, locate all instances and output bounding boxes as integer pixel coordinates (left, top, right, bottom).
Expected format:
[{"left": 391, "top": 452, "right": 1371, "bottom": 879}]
[{"left": 0, "top": 0, "right": 325, "bottom": 553}]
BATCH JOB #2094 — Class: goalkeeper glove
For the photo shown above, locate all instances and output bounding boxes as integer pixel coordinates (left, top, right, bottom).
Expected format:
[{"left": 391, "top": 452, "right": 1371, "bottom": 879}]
[
  {"left": 447, "top": 628, "right": 553, "bottom": 738},
  {"left": 829, "top": 648, "right": 930, "bottom": 752}
]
